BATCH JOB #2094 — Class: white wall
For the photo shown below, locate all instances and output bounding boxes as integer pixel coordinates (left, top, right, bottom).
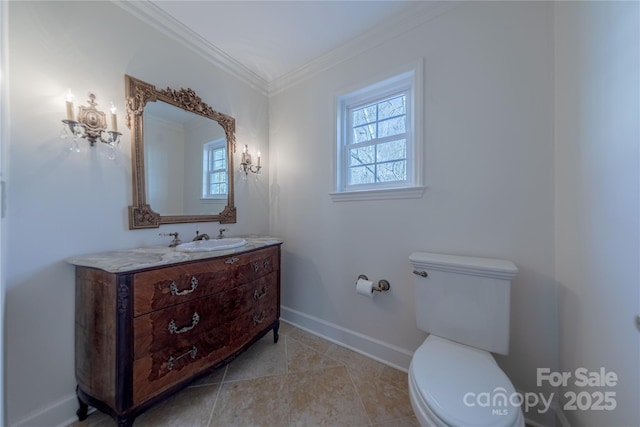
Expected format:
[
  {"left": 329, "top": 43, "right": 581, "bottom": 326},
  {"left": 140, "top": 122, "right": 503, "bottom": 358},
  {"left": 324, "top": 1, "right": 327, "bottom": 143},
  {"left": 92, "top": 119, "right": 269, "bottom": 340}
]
[
  {"left": 145, "top": 115, "right": 186, "bottom": 214},
  {"left": 555, "top": 2, "right": 640, "bottom": 426},
  {"left": 5, "top": 1, "right": 269, "bottom": 425},
  {"left": 270, "top": 2, "right": 556, "bottom": 425}
]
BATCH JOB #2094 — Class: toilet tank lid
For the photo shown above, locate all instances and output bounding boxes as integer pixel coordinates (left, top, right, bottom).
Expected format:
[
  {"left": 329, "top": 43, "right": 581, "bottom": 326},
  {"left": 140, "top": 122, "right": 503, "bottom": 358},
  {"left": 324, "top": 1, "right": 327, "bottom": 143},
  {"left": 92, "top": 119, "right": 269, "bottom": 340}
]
[{"left": 410, "top": 252, "right": 518, "bottom": 280}]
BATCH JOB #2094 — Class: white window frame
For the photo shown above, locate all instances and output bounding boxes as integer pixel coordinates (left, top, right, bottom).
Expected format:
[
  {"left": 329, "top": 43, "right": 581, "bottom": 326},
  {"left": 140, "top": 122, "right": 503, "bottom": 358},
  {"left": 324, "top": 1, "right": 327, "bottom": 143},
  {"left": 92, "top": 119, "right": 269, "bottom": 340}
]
[
  {"left": 331, "top": 62, "right": 425, "bottom": 202},
  {"left": 201, "top": 138, "right": 227, "bottom": 200}
]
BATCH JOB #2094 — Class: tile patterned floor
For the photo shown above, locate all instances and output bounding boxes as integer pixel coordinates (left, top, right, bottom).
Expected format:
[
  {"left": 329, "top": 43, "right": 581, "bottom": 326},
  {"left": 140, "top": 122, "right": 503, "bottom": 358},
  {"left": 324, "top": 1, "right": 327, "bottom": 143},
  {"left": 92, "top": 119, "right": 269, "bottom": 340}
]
[{"left": 71, "top": 321, "right": 418, "bottom": 427}]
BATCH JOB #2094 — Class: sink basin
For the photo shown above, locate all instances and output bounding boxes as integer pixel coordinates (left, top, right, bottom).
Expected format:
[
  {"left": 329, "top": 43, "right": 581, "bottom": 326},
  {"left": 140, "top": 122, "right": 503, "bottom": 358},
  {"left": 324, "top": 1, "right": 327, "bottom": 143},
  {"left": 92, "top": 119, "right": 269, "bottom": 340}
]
[{"left": 175, "top": 238, "right": 247, "bottom": 253}]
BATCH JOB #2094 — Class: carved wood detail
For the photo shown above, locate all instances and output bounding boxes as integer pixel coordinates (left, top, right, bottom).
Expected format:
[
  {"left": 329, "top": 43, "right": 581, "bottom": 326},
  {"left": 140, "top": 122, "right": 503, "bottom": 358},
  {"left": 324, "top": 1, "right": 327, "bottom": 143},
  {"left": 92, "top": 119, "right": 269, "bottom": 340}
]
[
  {"left": 74, "top": 244, "right": 281, "bottom": 426},
  {"left": 124, "top": 75, "right": 237, "bottom": 229}
]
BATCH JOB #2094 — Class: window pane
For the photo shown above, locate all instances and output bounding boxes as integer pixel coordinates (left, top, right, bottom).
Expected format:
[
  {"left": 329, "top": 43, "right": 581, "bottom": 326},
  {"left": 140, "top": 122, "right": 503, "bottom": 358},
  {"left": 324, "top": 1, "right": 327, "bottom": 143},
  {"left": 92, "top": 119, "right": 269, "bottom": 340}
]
[
  {"left": 211, "top": 183, "right": 222, "bottom": 195},
  {"left": 213, "top": 149, "right": 225, "bottom": 161},
  {"left": 376, "top": 139, "right": 406, "bottom": 163},
  {"left": 378, "top": 116, "right": 406, "bottom": 138},
  {"left": 377, "top": 160, "right": 406, "bottom": 182},
  {"left": 353, "top": 124, "right": 376, "bottom": 143},
  {"left": 352, "top": 105, "right": 376, "bottom": 126},
  {"left": 212, "top": 171, "right": 227, "bottom": 184},
  {"left": 213, "top": 159, "right": 225, "bottom": 170},
  {"left": 210, "top": 182, "right": 228, "bottom": 195},
  {"left": 378, "top": 95, "right": 405, "bottom": 120},
  {"left": 349, "top": 166, "right": 375, "bottom": 185},
  {"left": 349, "top": 145, "right": 375, "bottom": 166}
]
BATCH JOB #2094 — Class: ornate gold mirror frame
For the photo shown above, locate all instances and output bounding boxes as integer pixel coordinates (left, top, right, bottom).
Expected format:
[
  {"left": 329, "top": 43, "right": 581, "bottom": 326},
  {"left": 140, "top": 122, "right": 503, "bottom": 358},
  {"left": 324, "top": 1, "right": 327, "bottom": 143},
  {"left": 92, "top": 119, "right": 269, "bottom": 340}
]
[{"left": 125, "top": 75, "right": 236, "bottom": 229}]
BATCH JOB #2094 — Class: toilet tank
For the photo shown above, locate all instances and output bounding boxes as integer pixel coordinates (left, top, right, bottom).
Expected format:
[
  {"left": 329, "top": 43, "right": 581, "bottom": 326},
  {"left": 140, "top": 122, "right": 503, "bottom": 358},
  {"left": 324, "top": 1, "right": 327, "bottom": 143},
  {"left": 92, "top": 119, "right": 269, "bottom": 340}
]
[{"left": 409, "top": 252, "right": 518, "bottom": 355}]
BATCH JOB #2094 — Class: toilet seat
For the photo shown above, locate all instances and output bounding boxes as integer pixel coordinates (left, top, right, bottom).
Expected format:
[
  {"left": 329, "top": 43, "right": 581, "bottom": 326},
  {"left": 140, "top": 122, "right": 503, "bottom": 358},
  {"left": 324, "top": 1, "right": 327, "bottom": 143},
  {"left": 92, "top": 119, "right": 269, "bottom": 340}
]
[{"left": 409, "top": 335, "right": 524, "bottom": 427}]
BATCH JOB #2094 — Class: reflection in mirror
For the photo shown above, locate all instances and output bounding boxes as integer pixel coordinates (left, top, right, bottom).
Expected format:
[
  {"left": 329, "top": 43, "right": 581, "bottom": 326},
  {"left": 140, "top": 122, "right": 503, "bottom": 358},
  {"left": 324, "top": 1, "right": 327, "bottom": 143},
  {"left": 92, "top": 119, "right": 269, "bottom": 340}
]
[
  {"left": 144, "top": 102, "right": 228, "bottom": 216},
  {"left": 125, "top": 75, "right": 236, "bottom": 229}
]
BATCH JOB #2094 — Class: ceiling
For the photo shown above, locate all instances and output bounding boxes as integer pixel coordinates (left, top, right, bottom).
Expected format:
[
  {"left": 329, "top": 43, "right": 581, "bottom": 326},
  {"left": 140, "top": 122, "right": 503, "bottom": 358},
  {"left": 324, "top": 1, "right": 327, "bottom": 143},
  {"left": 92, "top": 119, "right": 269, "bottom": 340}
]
[{"left": 145, "top": 1, "right": 420, "bottom": 84}]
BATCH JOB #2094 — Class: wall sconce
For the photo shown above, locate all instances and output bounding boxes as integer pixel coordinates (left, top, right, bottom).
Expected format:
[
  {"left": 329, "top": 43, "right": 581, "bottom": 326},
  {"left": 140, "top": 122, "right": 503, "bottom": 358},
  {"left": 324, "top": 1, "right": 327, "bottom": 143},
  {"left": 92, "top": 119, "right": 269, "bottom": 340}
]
[
  {"left": 240, "top": 144, "right": 261, "bottom": 175},
  {"left": 61, "top": 89, "right": 121, "bottom": 154}
]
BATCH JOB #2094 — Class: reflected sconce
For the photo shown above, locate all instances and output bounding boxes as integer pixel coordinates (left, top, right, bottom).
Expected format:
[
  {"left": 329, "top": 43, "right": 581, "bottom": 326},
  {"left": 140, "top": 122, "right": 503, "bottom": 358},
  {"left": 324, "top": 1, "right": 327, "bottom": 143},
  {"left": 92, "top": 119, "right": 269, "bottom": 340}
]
[
  {"left": 61, "top": 89, "right": 121, "bottom": 155},
  {"left": 239, "top": 144, "right": 261, "bottom": 175}
]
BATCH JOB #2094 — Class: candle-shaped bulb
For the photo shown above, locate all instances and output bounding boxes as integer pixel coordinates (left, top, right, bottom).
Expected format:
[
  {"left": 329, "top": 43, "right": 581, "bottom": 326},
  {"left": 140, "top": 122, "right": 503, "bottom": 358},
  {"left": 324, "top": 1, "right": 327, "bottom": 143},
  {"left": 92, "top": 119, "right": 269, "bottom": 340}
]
[
  {"left": 257, "top": 150, "right": 261, "bottom": 167},
  {"left": 65, "top": 89, "right": 75, "bottom": 121},
  {"left": 110, "top": 102, "right": 118, "bottom": 132}
]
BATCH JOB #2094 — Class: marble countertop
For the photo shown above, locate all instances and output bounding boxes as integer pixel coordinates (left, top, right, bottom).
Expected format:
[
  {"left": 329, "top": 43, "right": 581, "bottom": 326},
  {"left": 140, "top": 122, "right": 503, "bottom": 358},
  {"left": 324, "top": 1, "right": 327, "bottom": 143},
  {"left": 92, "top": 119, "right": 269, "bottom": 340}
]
[{"left": 66, "top": 236, "right": 282, "bottom": 273}]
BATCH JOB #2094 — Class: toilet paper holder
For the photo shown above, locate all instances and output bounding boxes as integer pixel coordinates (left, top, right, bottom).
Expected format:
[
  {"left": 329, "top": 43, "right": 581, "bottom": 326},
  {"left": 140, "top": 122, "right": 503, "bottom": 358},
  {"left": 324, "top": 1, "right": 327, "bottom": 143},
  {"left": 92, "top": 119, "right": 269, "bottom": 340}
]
[{"left": 358, "top": 275, "right": 391, "bottom": 292}]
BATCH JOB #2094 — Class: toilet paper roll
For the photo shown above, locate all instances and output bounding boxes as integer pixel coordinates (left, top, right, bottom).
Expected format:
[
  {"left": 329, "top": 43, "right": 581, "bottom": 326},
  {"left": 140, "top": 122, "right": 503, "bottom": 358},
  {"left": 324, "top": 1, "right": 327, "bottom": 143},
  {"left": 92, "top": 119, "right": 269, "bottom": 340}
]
[{"left": 356, "top": 278, "right": 375, "bottom": 298}]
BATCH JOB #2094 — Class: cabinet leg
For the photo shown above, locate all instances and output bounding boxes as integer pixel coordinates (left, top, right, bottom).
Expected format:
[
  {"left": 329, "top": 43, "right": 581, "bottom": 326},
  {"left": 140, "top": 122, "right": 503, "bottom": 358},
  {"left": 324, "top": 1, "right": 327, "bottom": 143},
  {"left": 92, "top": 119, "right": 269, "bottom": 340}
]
[
  {"left": 273, "top": 321, "right": 280, "bottom": 343},
  {"left": 76, "top": 386, "right": 89, "bottom": 421}
]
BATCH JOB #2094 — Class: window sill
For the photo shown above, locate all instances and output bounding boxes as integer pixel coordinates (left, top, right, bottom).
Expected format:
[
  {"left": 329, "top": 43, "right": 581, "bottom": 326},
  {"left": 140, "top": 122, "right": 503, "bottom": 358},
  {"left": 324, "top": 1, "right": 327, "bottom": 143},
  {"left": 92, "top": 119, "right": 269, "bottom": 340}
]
[{"left": 329, "top": 186, "right": 426, "bottom": 202}]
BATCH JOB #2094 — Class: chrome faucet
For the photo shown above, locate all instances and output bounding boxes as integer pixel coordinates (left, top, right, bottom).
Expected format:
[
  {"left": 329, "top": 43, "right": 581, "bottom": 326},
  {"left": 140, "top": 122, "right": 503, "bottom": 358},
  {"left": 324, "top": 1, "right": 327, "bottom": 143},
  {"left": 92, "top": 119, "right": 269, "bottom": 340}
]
[
  {"left": 159, "top": 232, "right": 181, "bottom": 247},
  {"left": 193, "top": 230, "right": 210, "bottom": 241},
  {"left": 217, "top": 228, "right": 227, "bottom": 239}
]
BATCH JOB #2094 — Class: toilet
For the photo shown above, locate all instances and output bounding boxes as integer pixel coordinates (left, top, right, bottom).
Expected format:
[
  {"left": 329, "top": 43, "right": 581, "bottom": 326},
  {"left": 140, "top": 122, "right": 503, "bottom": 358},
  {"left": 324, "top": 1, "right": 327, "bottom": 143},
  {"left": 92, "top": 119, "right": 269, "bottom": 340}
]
[{"left": 408, "top": 252, "right": 525, "bottom": 427}]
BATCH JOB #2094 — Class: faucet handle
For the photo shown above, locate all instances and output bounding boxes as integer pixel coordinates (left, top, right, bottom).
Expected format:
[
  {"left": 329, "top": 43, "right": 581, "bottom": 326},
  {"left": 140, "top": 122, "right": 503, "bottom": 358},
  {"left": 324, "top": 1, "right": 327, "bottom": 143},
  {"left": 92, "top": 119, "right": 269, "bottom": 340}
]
[
  {"left": 218, "top": 228, "right": 227, "bottom": 239},
  {"left": 159, "top": 232, "right": 181, "bottom": 247}
]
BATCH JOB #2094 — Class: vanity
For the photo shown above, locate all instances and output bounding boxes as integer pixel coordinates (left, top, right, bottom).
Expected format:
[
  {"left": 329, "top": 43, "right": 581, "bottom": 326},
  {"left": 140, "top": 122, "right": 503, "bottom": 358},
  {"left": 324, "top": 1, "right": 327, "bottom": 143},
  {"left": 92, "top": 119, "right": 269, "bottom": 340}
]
[{"left": 67, "top": 237, "right": 282, "bottom": 426}]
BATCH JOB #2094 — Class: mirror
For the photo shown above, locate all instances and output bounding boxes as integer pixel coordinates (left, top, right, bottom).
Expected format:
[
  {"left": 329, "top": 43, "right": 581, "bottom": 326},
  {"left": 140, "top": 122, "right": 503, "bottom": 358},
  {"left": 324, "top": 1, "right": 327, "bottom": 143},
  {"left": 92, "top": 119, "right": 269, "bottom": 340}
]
[{"left": 125, "top": 75, "right": 236, "bottom": 229}]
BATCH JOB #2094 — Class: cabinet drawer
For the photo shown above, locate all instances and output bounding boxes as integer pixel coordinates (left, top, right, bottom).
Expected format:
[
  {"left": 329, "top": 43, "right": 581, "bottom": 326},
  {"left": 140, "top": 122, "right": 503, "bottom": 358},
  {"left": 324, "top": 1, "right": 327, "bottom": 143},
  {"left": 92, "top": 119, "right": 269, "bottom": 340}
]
[
  {"left": 133, "top": 325, "right": 230, "bottom": 405},
  {"left": 134, "top": 293, "right": 220, "bottom": 360},
  {"left": 228, "top": 274, "right": 278, "bottom": 348},
  {"left": 133, "top": 246, "right": 279, "bottom": 316}
]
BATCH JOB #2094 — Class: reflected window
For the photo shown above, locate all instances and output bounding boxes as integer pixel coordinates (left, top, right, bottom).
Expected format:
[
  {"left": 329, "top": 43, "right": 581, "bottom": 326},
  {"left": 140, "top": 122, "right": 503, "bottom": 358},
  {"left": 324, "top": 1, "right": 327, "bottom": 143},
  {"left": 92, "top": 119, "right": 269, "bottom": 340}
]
[{"left": 202, "top": 138, "right": 227, "bottom": 198}]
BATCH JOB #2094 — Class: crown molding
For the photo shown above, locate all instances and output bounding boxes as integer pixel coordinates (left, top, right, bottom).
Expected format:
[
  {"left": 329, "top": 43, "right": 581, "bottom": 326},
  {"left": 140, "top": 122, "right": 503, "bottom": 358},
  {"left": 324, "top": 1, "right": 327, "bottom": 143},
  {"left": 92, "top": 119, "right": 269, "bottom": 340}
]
[
  {"left": 114, "top": 1, "right": 458, "bottom": 99},
  {"left": 113, "top": 0, "right": 269, "bottom": 96},
  {"left": 267, "top": 1, "right": 459, "bottom": 96}
]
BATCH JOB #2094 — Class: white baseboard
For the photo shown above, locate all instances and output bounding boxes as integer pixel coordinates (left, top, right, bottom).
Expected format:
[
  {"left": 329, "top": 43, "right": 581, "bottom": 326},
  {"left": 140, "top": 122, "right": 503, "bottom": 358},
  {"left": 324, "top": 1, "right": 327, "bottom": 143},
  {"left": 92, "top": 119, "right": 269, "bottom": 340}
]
[
  {"left": 280, "top": 305, "right": 414, "bottom": 372},
  {"left": 10, "top": 392, "right": 88, "bottom": 427}
]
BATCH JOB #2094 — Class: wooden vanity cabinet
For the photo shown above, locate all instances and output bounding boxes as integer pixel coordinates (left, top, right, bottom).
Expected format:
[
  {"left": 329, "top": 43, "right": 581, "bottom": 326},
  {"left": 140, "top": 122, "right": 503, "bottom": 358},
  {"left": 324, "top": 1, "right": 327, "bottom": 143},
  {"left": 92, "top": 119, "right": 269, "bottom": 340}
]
[{"left": 74, "top": 244, "right": 281, "bottom": 427}]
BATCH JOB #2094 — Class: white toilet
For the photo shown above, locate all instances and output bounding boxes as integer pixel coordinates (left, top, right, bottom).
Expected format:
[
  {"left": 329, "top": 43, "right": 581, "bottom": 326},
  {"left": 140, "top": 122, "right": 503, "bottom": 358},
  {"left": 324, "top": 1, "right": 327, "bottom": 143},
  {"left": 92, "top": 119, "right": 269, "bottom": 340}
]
[{"left": 408, "top": 252, "right": 525, "bottom": 427}]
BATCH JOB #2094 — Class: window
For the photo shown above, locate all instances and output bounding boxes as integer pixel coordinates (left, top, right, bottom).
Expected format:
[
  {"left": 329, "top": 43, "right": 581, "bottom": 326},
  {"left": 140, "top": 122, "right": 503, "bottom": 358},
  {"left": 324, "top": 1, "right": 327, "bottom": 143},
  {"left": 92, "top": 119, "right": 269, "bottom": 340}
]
[
  {"left": 333, "top": 66, "right": 424, "bottom": 201},
  {"left": 202, "top": 138, "right": 227, "bottom": 199},
  {"left": 348, "top": 93, "right": 408, "bottom": 186}
]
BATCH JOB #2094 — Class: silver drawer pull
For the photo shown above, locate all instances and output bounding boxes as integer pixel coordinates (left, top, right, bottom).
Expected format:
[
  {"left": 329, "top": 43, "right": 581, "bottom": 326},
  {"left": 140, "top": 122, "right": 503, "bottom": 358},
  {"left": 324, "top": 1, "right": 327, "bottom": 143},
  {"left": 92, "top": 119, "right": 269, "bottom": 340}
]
[
  {"left": 253, "top": 262, "right": 260, "bottom": 272},
  {"left": 170, "top": 276, "right": 198, "bottom": 296},
  {"left": 253, "top": 312, "right": 266, "bottom": 325},
  {"left": 225, "top": 257, "right": 239, "bottom": 265},
  {"left": 263, "top": 259, "right": 271, "bottom": 269},
  {"left": 167, "top": 345, "right": 198, "bottom": 371},
  {"left": 168, "top": 312, "right": 200, "bottom": 334},
  {"left": 413, "top": 270, "right": 428, "bottom": 278},
  {"left": 253, "top": 287, "right": 267, "bottom": 300}
]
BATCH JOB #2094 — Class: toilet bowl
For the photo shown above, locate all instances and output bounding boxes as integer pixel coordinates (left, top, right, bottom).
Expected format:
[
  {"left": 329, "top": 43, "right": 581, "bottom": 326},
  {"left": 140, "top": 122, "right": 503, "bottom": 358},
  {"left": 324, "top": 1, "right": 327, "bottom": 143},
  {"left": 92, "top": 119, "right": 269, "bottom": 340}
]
[
  {"left": 408, "top": 335, "right": 524, "bottom": 427},
  {"left": 409, "top": 252, "right": 525, "bottom": 427}
]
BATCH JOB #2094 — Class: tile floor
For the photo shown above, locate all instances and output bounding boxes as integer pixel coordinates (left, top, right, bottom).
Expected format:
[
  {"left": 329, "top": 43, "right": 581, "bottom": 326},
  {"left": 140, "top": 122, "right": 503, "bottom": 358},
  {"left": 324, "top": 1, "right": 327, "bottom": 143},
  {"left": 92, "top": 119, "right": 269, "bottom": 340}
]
[{"left": 71, "top": 321, "right": 417, "bottom": 427}]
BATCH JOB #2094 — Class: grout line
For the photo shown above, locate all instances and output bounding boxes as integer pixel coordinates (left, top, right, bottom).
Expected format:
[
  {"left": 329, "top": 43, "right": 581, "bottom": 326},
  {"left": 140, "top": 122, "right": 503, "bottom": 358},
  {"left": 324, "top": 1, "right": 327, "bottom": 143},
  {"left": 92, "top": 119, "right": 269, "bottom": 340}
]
[
  {"left": 286, "top": 333, "right": 350, "bottom": 372},
  {"left": 346, "top": 366, "right": 373, "bottom": 427},
  {"left": 284, "top": 336, "right": 293, "bottom": 427},
  {"left": 284, "top": 334, "right": 289, "bottom": 373},
  {"left": 205, "top": 365, "right": 227, "bottom": 427}
]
